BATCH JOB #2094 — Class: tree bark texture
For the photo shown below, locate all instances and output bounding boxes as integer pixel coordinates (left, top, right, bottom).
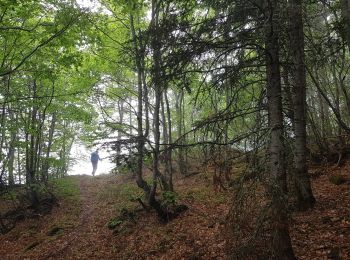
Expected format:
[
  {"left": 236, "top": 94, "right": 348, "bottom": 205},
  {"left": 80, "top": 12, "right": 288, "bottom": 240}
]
[
  {"left": 341, "top": 0, "right": 350, "bottom": 50},
  {"left": 288, "top": 0, "right": 316, "bottom": 210},
  {"left": 264, "top": 0, "right": 296, "bottom": 258},
  {"left": 130, "top": 14, "right": 151, "bottom": 196}
]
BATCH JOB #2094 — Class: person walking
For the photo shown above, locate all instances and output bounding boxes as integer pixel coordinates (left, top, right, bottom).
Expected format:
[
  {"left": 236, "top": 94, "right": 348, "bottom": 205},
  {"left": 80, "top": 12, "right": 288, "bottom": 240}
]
[{"left": 91, "top": 149, "right": 101, "bottom": 176}]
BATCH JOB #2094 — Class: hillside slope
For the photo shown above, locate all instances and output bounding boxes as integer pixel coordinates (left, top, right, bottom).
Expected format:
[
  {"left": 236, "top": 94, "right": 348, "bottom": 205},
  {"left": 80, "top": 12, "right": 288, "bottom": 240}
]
[{"left": 0, "top": 163, "right": 349, "bottom": 259}]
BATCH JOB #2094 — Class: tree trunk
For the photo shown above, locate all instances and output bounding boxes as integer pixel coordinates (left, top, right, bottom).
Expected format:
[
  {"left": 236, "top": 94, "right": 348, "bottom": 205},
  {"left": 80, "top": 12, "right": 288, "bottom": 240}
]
[
  {"left": 340, "top": 0, "right": 350, "bottom": 50},
  {"left": 264, "top": 0, "right": 296, "bottom": 258},
  {"left": 150, "top": 0, "right": 162, "bottom": 200},
  {"left": 27, "top": 80, "right": 39, "bottom": 207},
  {"left": 165, "top": 90, "right": 174, "bottom": 191},
  {"left": 130, "top": 14, "right": 150, "bottom": 197},
  {"left": 17, "top": 147, "right": 22, "bottom": 185},
  {"left": 175, "top": 90, "right": 187, "bottom": 175},
  {"left": 289, "top": 0, "right": 315, "bottom": 210},
  {"left": 147, "top": 0, "right": 169, "bottom": 219},
  {"left": 161, "top": 91, "right": 173, "bottom": 191},
  {"left": 7, "top": 129, "right": 16, "bottom": 186},
  {"left": 42, "top": 113, "right": 56, "bottom": 182},
  {"left": 0, "top": 75, "right": 10, "bottom": 182},
  {"left": 116, "top": 100, "right": 124, "bottom": 168}
]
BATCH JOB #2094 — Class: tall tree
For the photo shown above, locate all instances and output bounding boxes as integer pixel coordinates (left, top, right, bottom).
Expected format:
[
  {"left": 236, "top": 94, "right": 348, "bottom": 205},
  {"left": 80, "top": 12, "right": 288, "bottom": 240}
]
[
  {"left": 264, "top": 0, "right": 296, "bottom": 258},
  {"left": 288, "top": 0, "right": 315, "bottom": 210},
  {"left": 340, "top": 0, "right": 350, "bottom": 50}
]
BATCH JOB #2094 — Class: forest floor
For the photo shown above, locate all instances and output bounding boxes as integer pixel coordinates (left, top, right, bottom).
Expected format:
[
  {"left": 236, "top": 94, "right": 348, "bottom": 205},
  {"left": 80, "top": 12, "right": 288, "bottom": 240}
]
[{"left": 0, "top": 160, "right": 350, "bottom": 259}]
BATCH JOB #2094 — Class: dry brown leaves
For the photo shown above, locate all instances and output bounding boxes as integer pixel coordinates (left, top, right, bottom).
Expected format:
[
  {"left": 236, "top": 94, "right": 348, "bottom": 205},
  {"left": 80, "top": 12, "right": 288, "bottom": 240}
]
[
  {"left": 291, "top": 160, "right": 350, "bottom": 259},
  {"left": 0, "top": 160, "right": 349, "bottom": 259}
]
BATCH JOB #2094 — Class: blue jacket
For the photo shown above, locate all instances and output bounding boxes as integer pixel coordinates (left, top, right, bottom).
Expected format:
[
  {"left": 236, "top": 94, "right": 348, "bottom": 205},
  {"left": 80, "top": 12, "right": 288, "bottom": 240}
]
[{"left": 91, "top": 152, "right": 100, "bottom": 163}]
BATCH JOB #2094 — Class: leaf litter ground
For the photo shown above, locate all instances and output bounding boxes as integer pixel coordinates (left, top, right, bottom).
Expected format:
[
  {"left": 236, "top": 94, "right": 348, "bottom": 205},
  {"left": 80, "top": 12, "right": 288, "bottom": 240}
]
[{"left": 0, "top": 161, "right": 349, "bottom": 259}]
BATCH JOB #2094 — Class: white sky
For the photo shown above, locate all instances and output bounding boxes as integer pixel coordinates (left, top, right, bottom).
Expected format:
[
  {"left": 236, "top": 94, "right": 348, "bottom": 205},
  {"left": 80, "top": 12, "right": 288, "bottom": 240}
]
[
  {"left": 76, "top": 0, "right": 111, "bottom": 14},
  {"left": 76, "top": 0, "right": 98, "bottom": 9}
]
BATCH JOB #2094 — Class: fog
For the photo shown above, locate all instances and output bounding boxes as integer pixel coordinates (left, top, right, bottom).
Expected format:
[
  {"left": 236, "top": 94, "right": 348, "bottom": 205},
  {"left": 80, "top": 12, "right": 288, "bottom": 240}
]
[{"left": 68, "top": 142, "right": 115, "bottom": 176}]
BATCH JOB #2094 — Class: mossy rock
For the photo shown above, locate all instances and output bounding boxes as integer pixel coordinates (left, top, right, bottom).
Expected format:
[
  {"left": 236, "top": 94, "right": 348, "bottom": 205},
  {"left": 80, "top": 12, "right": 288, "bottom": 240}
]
[
  {"left": 24, "top": 241, "right": 40, "bottom": 252},
  {"left": 107, "top": 219, "right": 123, "bottom": 230},
  {"left": 107, "top": 208, "right": 137, "bottom": 230},
  {"left": 328, "top": 174, "right": 346, "bottom": 185},
  {"left": 47, "top": 226, "right": 64, "bottom": 236}
]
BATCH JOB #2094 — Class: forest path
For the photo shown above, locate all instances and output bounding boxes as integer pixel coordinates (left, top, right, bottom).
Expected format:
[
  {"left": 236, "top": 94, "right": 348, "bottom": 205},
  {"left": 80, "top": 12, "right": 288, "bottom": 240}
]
[
  {"left": 0, "top": 173, "right": 123, "bottom": 259},
  {"left": 40, "top": 174, "right": 122, "bottom": 259},
  {"left": 48, "top": 176, "right": 103, "bottom": 258}
]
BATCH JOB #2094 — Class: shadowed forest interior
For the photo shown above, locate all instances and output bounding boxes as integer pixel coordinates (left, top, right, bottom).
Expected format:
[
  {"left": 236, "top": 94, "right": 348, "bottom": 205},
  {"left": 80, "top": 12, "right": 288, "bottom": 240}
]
[{"left": 0, "top": 0, "right": 350, "bottom": 259}]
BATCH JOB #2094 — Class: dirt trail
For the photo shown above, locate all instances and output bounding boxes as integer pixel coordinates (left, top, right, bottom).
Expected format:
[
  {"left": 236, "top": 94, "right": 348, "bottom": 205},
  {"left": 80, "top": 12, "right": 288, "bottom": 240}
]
[
  {"left": 0, "top": 173, "right": 134, "bottom": 259},
  {"left": 46, "top": 176, "right": 103, "bottom": 259},
  {"left": 22, "top": 174, "right": 121, "bottom": 260}
]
